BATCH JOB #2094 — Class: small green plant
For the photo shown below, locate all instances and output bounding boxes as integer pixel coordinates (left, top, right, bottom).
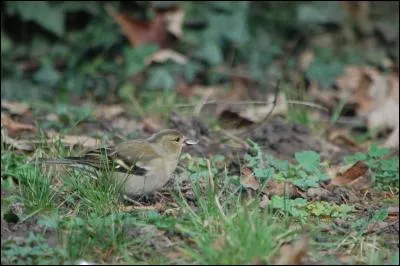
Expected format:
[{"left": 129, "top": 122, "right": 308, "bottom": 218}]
[
  {"left": 244, "top": 141, "right": 330, "bottom": 190},
  {"left": 344, "top": 144, "right": 399, "bottom": 190},
  {"left": 63, "top": 213, "right": 134, "bottom": 260},
  {"left": 1, "top": 232, "right": 67, "bottom": 265},
  {"left": 269, "top": 195, "right": 354, "bottom": 221}
]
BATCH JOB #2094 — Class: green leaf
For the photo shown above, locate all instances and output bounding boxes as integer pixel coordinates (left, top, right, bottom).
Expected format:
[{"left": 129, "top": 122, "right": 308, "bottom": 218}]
[
  {"left": 118, "top": 82, "right": 136, "bottom": 102},
  {"left": 146, "top": 68, "right": 175, "bottom": 90},
  {"left": 306, "top": 59, "right": 344, "bottom": 89},
  {"left": 344, "top": 152, "right": 367, "bottom": 164},
  {"left": 372, "top": 208, "right": 388, "bottom": 221},
  {"left": 295, "top": 151, "right": 320, "bottom": 172},
  {"left": 254, "top": 168, "right": 273, "bottom": 180},
  {"left": 195, "top": 42, "right": 223, "bottom": 65},
  {"left": 124, "top": 45, "right": 159, "bottom": 76},
  {"left": 1, "top": 32, "right": 12, "bottom": 54},
  {"left": 368, "top": 143, "right": 390, "bottom": 158},
  {"left": 297, "top": 2, "right": 347, "bottom": 25},
  {"left": 38, "top": 216, "right": 58, "bottom": 229},
  {"left": 7, "top": 1, "right": 65, "bottom": 36},
  {"left": 33, "top": 65, "right": 61, "bottom": 86}
]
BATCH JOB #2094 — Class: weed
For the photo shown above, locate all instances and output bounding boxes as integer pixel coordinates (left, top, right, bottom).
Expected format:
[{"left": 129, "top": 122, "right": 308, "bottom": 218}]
[{"left": 344, "top": 144, "right": 399, "bottom": 190}]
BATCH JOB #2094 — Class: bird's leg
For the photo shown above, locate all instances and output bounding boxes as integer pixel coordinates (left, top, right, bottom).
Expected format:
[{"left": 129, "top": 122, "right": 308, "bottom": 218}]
[
  {"left": 155, "top": 191, "right": 168, "bottom": 203},
  {"left": 123, "top": 195, "right": 144, "bottom": 206}
]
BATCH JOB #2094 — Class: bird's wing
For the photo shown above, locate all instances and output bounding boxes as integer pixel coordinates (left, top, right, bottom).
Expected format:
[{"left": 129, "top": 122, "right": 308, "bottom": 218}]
[{"left": 65, "top": 140, "right": 161, "bottom": 176}]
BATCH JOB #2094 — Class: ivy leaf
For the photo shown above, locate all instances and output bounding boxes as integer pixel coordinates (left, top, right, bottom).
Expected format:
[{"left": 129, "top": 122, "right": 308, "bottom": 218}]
[
  {"left": 344, "top": 152, "right": 368, "bottom": 164},
  {"left": 7, "top": 1, "right": 65, "bottom": 36},
  {"left": 368, "top": 144, "right": 390, "bottom": 158},
  {"left": 306, "top": 59, "right": 344, "bottom": 89},
  {"left": 295, "top": 151, "right": 320, "bottom": 172},
  {"left": 372, "top": 208, "right": 389, "bottom": 222},
  {"left": 254, "top": 168, "right": 273, "bottom": 180},
  {"left": 195, "top": 42, "right": 223, "bottom": 65},
  {"left": 146, "top": 68, "right": 175, "bottom": 90},
  {"left": 124, "top": 45, "right": 159, "bottom": 76},
  {"left": 33, "top": 64, "right": 61, "bottom": 86}
]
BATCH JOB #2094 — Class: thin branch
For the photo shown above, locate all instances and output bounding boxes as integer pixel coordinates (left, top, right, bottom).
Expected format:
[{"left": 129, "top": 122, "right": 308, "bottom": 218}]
[
  {"left": 238, "top": 79, "right": 281, "bottom": 136},
  {"left": 193, "top": 90, "right": 213, "bottom": 117},
  {"left": 174, "top": 98, "right": 328, "bottom": 112}
]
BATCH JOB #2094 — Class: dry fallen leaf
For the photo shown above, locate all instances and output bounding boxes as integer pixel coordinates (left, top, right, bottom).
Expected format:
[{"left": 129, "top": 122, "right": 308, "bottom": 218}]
[
  {"left": 328, "top": 128, "right": 361, "bottom": 150},
  {"left": 388, "top": 206, "right": 399, "bottom": 216},
  {"left": 163, "top": 7, "right": 185, "bottom": 38},
  {"left": 93, "top": 104, "right": 125, "bottom": 120},
  {"left": 111, "top": 117, "right": 140, "bottom": 133},
  {"left": 1, "top": 128, "right": 33, "bottom": 151},
  {"left": 1, "top": 100, "right": 30, "bottom": 115},
  {"left": 217, "top": 93, "right": 288, "bottom": 128},
  {"left": 143, "top": 117, "right": 162, "bottom": 134},
  {"left": 46, "top": 132, "right": 111, "bottom": 149},
  {"left": 298, "top": 50, "right": 314, "bottom": 72},
  {"left": 276, "top": 236, "right": 309, "bottom": 265},
  {"left": 384, "top": 125, "right": 399, "bottom": 148},
  {"left": 263, "top": 178, "right": 299, "bottom": 198},
  {"left": 240, "top": 168, "right": 260, "bottom": 190},
  {"left": 336, "top": 66, "right": 365, "bottom": 92},
  {"left": 341, "top": 160, "right": 369, "bottom": 180},
  {"left": 211, "top": 235, "right": 226, "bottom": 252},
  {"left": 330, "top": 161, "right": 371, "bottom": 189},
  {"left": 106, "top": 5, "right": 170, "bottom": 48},
  {"left": 1, "top": 113, "right": 36, "bottom": 135},
  {"left": 145, "top": 49, "right": 188, "bottom": 65},
  {"left": 259, "top": 194, "right": 270, "bottom": 209}
]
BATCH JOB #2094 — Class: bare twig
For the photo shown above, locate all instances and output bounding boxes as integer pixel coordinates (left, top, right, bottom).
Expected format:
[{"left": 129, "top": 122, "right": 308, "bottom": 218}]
[
  {"left": 174, "top": 98, "right": 328, "bottom": 112},
  {"left": 193, "top": 90, "right": 213, "bottom": 117},
  {"left": 219, "top": 129, "right": 250, "bottom": 150},
  {"left": 206, "top": 159, "right": 215, "bottom": 192},
  {"left": 240, "top": 79, "right": 281, "bottom": 135}
]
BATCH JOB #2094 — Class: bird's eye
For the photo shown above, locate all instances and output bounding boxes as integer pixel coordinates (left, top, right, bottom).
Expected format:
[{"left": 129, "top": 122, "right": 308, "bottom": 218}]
[{"left": 174, "top": 137, "right": 181, "bottom": 142}]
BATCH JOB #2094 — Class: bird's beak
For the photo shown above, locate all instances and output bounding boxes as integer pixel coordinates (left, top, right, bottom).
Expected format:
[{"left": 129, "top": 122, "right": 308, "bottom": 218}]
[{"left": 183, "top": 137, "right": 198, "bottom": 146}]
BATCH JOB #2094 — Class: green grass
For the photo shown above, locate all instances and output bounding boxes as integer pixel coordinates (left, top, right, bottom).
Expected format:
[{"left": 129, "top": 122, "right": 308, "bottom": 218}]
[{"left": 1, "top": 135, "right": 398, "bottom": 265}]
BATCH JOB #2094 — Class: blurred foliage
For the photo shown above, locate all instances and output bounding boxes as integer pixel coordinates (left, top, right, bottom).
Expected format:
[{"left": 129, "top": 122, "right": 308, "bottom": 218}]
[{"left": 1, "top": 1, "right": 399, "bottom": 102}]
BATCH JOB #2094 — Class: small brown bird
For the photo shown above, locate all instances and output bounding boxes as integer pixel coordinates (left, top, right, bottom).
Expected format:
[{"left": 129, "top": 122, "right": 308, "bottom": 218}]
[{"left": 41, "top": 129, "right": 197, "bottom": 197}]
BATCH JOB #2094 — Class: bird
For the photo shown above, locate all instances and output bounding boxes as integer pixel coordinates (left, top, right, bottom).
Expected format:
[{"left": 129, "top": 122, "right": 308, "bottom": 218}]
[{"left": 39, "top": 129, "right": 197, "bottom": 198}]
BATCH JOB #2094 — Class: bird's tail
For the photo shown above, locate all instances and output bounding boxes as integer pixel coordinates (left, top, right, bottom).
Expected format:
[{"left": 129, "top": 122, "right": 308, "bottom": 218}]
[
  {"left": 32, "top": 157, "right": 99, "bottom": 179},
  {"left": 38, "top": 158, "right": 79, "bottom": 165}
]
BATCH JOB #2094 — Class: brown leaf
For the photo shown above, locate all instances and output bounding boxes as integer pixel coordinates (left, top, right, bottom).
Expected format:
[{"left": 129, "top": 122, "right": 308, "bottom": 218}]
[
  {"left": 368, "top": 99, "right": 399, "bottom": 129},
  {"left": 1, "top": 100, "right": 30, "bottom": 115},
  {"left": 163, "top": 7, "right": 185, "bottom": 38},
  {"left": 276, "top": 236, "right": 309, "bottom": 265},
  {"left": 263, "top": 178, "right": 299, "bottom": 198},
  {"left": 388, "top": 206, "right": 399, "bottom": 216},
  {"left": 259, "top": 195, "right": 270, "bottom": 209},
  {"left": 328, "top": 128, "right": 361, "bottom": 150},
  {"left": 143, "top": 117, "right": 162, "bottom": 134},
  {"left": 1, "top": 113, "right": 36, "bottom": 135},
  {"left": 240, "top": 168, "right": 260, "bottom": 190},
  {"left": 145, "top": 49, "right": 188, "bottom": 65},
  {"left": 176, "top": 78, "right": 193, "bottom": 98},
  {"left": 330, "top": 161, "right": 371, "bottom": 189},
  {"left": 111, "top": 117, "right": 140, "bottom": 133},
  {"left": 106, "top": 5, "right": 170, "bottom": 48},
  {"left": 306, "top": 187, "right": 335, "bottom": 201},
  {"left": 298, "top": 50, "right": 314, "bottom": 72},
  {"left": 1, "top": 129, "right": 33, "bottom": 151},
  {"left": 46, "top": 132, "right": 111, "bottom": 149},
  {"left": 211, "top": 235, "right": 226, "bottom": 252},
  {"left": 93, "top": 105, "right": 125, "bottom": 120},
  {"left": 341, "top": 161, "right": 369, "bottom": 180},
  {"left": 217, "top": 93, "right": 287, "bottom": 129}
]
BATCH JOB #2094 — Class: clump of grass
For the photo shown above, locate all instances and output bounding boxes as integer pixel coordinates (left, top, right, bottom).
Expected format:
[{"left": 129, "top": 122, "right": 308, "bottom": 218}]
[
  {"left": 172, "top": 159, "right": 297, "bottom": 264},
  {"left": 60, "top": 168, "right": 122, "bottom": 217}
]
